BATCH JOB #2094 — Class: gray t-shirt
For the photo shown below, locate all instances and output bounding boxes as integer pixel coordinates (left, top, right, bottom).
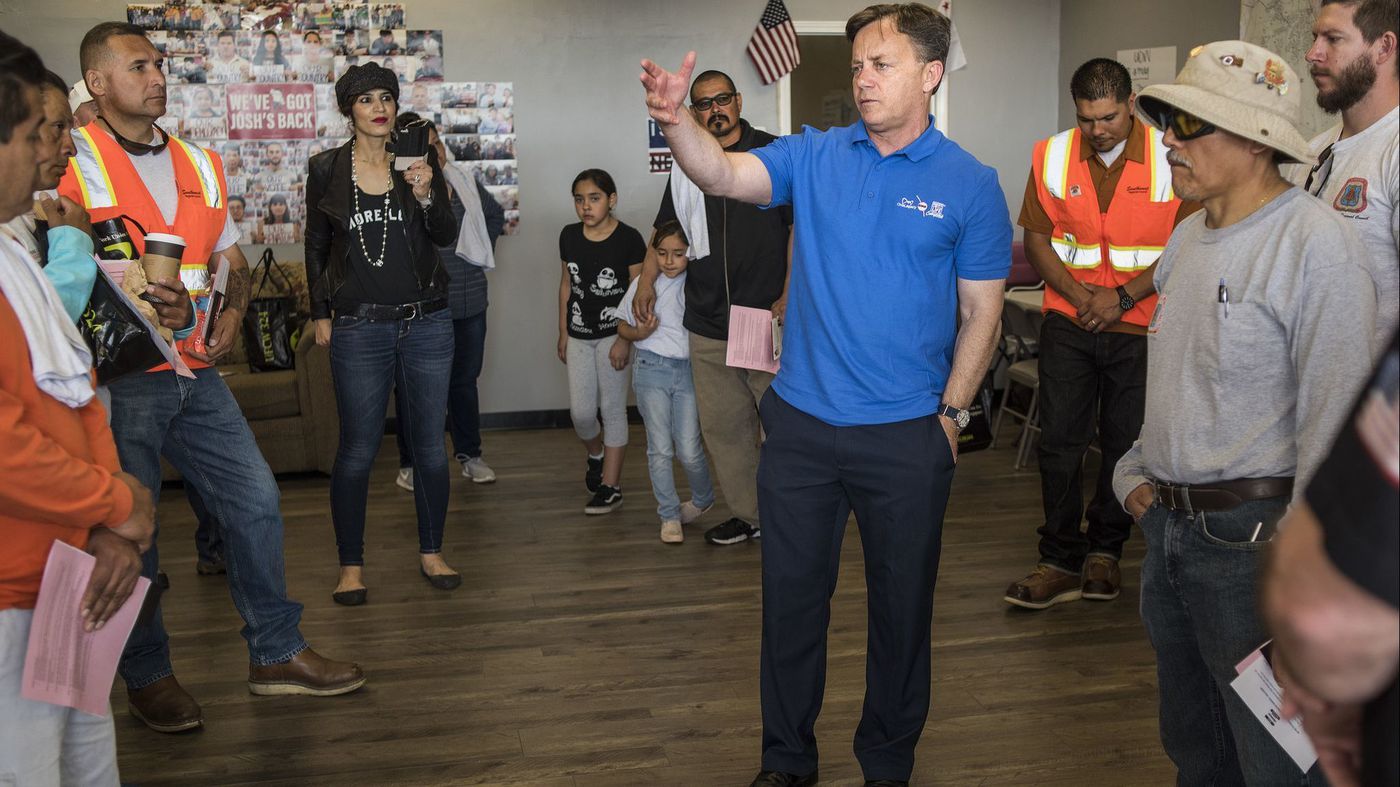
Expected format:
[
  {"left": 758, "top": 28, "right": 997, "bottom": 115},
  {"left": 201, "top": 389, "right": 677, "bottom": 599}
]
[
  {"left": 1286, "top": 107, "right": 1399, "bottom": 337},
  {"left": 1113, "top": 187, "right": 1382, "bottom": 504}
]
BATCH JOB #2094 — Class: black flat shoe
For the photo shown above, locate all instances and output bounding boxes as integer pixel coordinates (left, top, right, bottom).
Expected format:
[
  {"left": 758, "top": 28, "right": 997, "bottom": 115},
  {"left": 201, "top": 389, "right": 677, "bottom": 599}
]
[
  {"left": 420, "top": 567, "right": 461, "bottom": 590},
  {"left": 331, "top": 588, "right": 367, "bottom": 606}
]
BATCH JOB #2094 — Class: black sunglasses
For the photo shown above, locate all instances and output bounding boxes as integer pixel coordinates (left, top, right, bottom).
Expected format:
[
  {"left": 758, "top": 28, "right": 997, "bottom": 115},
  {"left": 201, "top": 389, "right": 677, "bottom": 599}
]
[
  {"left": 691, "top": 92, "right": 736, "bottom": 112},
  {"left": 1150, "top": 106, "right": 1218, "bottom": 141},
  {"left": 1304, "top": 143, "right": 1335, "bottom": 196},
  {"left": 99, "top": 116, "right": 171, "bottom": 156}
]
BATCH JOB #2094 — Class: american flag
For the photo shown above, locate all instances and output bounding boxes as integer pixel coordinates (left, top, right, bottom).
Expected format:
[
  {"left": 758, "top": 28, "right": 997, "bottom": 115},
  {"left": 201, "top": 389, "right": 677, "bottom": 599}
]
[{"left": 747, "top": 0, "right": 800, "bottom": 85}]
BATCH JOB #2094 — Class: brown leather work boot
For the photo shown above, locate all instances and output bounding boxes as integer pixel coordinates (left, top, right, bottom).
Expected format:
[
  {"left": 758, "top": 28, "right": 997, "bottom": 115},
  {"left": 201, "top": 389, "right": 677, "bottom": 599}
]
[
  {"left": 1082, "top": 554, "right": 1122, "bottom": 601},
  {"left": 127, "top": 675, "right": 204, "bottom": 733},
  {"left": 248, "top": 647, "right": 366, "bottom": 697},
  {"left": 1004, "top": 564, "right": 1082, "bottom": 610}
]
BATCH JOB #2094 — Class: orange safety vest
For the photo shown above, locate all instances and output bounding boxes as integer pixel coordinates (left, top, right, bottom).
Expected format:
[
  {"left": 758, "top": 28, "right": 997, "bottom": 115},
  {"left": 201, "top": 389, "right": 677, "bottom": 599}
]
[
  {"left": 58, "top": 125, "right": 228, "bottom": 371},
  {"left": 1030, "top": 126, "right": 1178, "bottom": 327}
]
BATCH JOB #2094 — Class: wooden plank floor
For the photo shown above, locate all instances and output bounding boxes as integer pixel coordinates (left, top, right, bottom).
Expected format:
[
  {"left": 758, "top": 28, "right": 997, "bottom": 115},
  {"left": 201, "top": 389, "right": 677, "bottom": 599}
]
[{"left": 113, "top": 424, "right": 1174, "bottom": 786}]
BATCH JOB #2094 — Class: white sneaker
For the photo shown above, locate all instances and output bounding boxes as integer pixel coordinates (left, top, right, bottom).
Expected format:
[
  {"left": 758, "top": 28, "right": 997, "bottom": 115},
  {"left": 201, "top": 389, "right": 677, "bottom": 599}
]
[
  {"left": 395, "top": 468, "right": 414, "bottom": 492},
  {"left": 679, "top": 500, "right": 713, "bottom": 525},
  {"left": 462, "top": 456, "right": 496, "bottom": 484},
  {"left": 660, "top": 520, "right": 684, "bottom": 543}
]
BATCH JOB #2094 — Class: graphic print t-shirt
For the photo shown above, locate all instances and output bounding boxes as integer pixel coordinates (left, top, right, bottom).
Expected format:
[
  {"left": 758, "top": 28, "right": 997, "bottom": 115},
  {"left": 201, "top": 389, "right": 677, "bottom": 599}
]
[
  {"left": 558, "top": 221, "right": 646, "bottom": 339},
  {"left": 334, "top": 186, "right": 420, "bottom": 310}
]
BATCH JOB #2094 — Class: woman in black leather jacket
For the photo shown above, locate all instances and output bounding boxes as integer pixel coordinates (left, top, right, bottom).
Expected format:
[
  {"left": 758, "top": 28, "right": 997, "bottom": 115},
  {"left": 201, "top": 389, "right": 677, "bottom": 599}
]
[{"left": 304, "top": 63, "right": 461, "bottom": 606}]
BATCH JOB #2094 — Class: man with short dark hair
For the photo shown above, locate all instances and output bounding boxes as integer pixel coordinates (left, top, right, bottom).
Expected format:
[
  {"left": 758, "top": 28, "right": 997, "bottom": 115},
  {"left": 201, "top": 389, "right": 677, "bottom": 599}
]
[
  {"left": 1004, "top": 58, "right": 1197, "bottom": 610},
  {"left": 1290, "top": 0, "right": 1398, "bottom": 335},
  {"left": 207, "top": 29, "right": 249, "bottom": 83},
  {"left": 1116, "top": 40, "right": 1381, "bottom": 784},
  {"left": 643, "top": 3, "right": 1009, "bottom": 784},
  {"left": 634, "top": 68, "right": 792, "bottom": 547},
  {"left": 59, "top": 21, "right": 364, "bottom": 735},
  {"left": 0, "top": 30, "right": 154, "bottom": 783}
]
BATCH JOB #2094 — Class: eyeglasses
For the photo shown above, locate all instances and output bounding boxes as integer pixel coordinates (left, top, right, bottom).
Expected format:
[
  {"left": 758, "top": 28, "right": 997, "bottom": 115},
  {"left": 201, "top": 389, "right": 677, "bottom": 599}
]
[
  {"left": 99, "top": 116, "right": 171, "bottom": 156},
  {"left": 691, "top": 92, "right": 736, "bottom": 112},
  {"left": 1150, "top": 107, "right": 1218, "bottom": 141},
  {"left": 1304, "top": 143, "right": 1335, "bottom": 196}
]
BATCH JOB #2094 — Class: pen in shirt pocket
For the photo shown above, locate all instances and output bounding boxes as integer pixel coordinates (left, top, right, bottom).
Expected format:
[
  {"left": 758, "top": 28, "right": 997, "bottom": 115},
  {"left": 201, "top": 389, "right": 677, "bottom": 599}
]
[{"left": 1218, "top": 278, "right": 1230, "bottom": 319}]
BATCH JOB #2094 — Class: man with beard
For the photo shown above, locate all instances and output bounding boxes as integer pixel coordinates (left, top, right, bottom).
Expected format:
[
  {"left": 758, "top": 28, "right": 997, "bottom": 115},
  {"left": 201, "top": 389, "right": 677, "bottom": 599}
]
[
  {"left": 1291, "top": 0, "right": 1398, "bottom": 334},
  {"left": 633, "top": 69, "right": 792, "bottom": 547}
]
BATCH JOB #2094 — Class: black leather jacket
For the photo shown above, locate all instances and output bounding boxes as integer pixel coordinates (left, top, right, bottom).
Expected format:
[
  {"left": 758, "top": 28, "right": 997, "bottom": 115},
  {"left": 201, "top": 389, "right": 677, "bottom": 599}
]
[{"left": 304, "top": 141, "right": 458, "bottom": 319}]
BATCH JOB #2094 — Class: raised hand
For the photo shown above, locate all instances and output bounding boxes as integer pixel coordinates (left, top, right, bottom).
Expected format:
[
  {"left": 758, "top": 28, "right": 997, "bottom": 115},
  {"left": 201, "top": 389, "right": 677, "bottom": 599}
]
[{"left": 640, "top": 51, "right": 697, "bottom": 127}]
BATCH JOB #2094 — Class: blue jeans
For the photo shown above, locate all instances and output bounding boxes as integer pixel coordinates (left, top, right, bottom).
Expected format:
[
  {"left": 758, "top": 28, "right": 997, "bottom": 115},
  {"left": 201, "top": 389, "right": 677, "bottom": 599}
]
[
  {"left": 397, "top": 310, "right": 487, "bottom": 465},
  {"left": 107, "top": 367, "right": 306, "bottom": 689},
  {"left": 185, "top": 484, "right": 223, "bottom": 564},
  {"left": 632, "top": 349, "right": 714, "bottom": 521},
  {"left": 329, "top": 309, "right": 453, "bottom": 564},
  {"left": 1139, "top": 496, "right": 1322, "bottom": 786}
]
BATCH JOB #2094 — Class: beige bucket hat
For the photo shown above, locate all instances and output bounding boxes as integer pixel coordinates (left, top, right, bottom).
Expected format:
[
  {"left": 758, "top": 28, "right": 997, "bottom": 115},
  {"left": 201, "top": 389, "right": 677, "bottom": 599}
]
[{"left": 1136, "top": 40, "right": 1316, "bottom": 166}]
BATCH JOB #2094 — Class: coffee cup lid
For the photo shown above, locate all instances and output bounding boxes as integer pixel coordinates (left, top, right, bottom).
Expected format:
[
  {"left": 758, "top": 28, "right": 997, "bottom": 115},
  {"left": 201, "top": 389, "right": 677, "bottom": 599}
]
[{"left": 144, "top": 232, "right": 186, "bottom": 246}]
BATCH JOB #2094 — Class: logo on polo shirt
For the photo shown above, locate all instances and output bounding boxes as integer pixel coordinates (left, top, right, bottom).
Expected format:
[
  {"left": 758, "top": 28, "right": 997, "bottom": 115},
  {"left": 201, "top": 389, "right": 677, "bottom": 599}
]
[{"left": 896, "top": 195, "right": 945, "bottom": 218}]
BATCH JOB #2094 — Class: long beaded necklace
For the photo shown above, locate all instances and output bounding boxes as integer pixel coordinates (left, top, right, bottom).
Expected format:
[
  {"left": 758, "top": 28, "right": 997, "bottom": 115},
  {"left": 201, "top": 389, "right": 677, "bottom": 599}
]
[{"left": 350, "top": 136, "right": 394, "bottom": 268}]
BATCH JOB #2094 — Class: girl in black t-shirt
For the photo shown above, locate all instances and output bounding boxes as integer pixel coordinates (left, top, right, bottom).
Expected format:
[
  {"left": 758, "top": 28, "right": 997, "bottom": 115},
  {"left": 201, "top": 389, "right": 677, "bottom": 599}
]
[
  {"left": 557, "top": 169, "right": 646, "bottom": 514},
  {"left": 304, "top": 63, "right": 461, "bottom": 605}
]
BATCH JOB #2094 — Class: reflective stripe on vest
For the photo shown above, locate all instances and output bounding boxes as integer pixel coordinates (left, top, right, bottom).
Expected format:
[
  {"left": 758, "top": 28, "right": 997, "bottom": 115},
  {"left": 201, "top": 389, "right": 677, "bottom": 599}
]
[
  {"left": 1041, "top": 129, "right": 1075, "bottom": 200},
  {"left": 1107, "top": 244, "right": 1165, "bottom": 270},
  {"left": 1145, "top": 126, "right": 1174, "bottom": 203},
  {"left": 69, "top": 127, "right": 117, "bottom": 210},
  {"left": 1049, "top": 233, "right": 1102, "bottom": 268},
  {"left": 169, "top": 137, "right": 222, "bottom": 209}
]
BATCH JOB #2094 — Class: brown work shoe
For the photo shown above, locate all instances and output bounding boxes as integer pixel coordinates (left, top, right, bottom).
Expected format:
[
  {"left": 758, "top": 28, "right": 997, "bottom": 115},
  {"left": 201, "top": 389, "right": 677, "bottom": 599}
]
[
  {"left": 127, "top": 675, "right": 203, "bottom": 733},
  {"left": 247, "top": 647, "right": 366, "bottom": 697},
  {"left": 1004, "top": 564, "right": 1082, "bottom": 610},
  {"left": 1082, "top": 554, "right": 1122, "bottom": 601}
]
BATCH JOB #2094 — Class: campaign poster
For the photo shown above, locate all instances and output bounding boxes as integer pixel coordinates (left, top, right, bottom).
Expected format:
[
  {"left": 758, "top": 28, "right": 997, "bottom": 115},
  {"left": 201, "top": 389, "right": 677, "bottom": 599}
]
[
  {"left": 173, "top": 84, "right": 228, "bottom": 141},
  {"left": 226, "top": 83, "right": 317, "bottom": 140}
]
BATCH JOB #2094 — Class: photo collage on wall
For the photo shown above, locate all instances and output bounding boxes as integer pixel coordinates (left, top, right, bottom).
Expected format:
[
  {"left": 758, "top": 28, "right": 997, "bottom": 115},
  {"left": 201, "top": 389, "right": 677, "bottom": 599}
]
[{"left": 132, "top": 0, "right": 521, "bottom": 240}]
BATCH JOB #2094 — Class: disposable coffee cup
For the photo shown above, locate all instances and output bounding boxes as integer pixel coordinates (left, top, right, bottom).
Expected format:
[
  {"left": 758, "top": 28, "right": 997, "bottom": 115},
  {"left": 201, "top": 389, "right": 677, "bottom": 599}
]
[{"left": 140, "top": 232, "right": 185, "bottom": 304}]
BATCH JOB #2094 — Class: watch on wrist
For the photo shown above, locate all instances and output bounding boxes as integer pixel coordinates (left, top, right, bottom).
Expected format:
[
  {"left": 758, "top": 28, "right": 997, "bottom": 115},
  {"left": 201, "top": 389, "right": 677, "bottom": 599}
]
[
  {"left": 1116, "top": 285, "right": 1136, "bottom": 312},
  {"left": 937, "top": 403, "right": 971, "bottom": 432}
]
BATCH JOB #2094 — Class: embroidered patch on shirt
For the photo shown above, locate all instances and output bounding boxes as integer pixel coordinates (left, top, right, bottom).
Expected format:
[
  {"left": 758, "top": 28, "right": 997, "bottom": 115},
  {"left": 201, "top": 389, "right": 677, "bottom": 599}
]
[{"left": 1333, "top": 177, "right": 1369, "bottom": 213}]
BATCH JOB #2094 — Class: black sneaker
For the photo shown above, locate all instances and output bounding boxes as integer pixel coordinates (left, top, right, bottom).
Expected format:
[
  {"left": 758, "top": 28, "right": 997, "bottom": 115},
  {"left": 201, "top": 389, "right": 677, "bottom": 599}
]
[
  {"left": 585, "top": 455, "right": 604, "bottom": 493},
  {"left": 584, "top": 485, "right": 622, "bottom": 515},
  {"left": 704, "top": 517, "right": 760, "bottom": 545}
]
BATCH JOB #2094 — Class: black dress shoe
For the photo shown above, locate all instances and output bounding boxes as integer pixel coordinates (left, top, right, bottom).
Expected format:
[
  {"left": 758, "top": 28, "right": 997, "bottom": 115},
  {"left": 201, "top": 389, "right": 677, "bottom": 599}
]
[
  {"left": 749, "top": 770, "right": 817, "bottom": 787},
  {"left": 331, "top": 588, "right": 367, "bottom": 606},
  {"left": 865, "top": 781, "right": 908, "bottom": 786},
  {"left": 421, "top": 567, "right": 462, "bottom": 590}
]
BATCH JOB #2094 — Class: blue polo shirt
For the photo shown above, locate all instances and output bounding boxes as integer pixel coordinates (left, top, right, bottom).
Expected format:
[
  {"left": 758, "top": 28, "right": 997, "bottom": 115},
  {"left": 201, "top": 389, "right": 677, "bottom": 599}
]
[{"left": 751, "top": 117, "right": 1011, "bottom": 426}]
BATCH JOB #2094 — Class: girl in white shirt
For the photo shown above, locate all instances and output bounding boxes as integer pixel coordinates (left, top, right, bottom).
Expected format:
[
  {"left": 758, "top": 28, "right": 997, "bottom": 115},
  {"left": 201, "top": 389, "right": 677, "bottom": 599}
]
[{"left": 615, "top": 221, "right": 715, "bottom": 543}]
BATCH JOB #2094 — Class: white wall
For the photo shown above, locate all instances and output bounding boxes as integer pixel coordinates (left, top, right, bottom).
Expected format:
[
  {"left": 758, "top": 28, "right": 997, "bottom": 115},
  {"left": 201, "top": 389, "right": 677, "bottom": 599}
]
[{"left": 9, "top": 0, "right": 1060, "bottom": 415}]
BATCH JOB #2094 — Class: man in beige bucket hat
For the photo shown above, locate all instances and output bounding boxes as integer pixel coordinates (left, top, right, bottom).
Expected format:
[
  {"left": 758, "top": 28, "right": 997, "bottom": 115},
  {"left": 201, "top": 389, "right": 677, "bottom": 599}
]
[{"left": 1113, "top": 40, "right": 1384, "bottom": 785}]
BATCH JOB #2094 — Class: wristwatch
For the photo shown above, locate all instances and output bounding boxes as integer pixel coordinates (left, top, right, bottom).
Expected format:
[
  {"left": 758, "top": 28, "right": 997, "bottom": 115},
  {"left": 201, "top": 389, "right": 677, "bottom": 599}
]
[
  {"left": 937, "top": 403, "right": 971, "bottom": 432},
  {"left": 1116, "top": 285, "right": 1136, "bottom": 312}
]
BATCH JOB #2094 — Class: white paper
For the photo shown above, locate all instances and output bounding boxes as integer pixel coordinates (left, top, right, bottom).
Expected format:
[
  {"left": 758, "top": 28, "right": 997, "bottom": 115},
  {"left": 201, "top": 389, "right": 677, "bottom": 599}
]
[
  {"left": 1229, "top": 648, "right": 1319, "bottom": 773},
  {"left": 1116, "top": 46, "right": 1178, "bottom": 93}
]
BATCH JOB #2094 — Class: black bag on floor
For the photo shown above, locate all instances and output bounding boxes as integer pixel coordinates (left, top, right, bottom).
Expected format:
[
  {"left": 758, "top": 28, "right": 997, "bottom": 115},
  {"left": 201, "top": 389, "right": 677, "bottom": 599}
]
[
  {"left": 953, "top": 373, "right": 997, "bottom": 455},
  {"left": 242, "top": 250, "right": 298, "bottom": 372},
  {"left": 80, "top": 269, "right": 168, "bottom": 385}
]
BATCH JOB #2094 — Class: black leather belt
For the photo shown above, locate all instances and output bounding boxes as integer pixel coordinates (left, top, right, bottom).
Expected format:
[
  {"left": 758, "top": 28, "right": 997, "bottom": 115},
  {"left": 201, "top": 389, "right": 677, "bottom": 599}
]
[
  {"left": 341, "top": 298, "right": 447, "bottom": 321},
  {"left": 1152, "top": 477, "right": 1294, "bottom": 513}
]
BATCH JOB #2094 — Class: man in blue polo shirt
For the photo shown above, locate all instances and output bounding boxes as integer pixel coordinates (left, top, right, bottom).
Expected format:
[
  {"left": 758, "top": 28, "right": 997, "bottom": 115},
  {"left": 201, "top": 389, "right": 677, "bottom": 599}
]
[{"left": 642, "top": 4, "right": 1010, "bottom": 786}]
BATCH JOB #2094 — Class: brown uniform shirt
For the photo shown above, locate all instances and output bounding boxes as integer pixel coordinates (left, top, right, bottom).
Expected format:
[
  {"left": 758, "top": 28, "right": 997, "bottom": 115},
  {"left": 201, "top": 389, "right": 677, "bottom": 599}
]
[{"left": 1018, "top": 117, "right": 1200, "bottom": 334}]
